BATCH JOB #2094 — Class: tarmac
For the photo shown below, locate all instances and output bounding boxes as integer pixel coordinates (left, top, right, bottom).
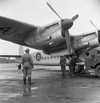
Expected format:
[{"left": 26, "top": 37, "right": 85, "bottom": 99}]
[{"left": 0, "top": 63, "right": 100, "bottom": 103}]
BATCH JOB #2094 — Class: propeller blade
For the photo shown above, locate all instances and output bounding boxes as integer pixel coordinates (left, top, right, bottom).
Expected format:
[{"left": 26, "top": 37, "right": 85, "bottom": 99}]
[
  {"left": 72, "top": 14, "right": 79, "bottom": 21},
  {"left": 90, "top": 20, "right": 100, "bottom": 43},
  {"left": 65, "top": 30, "right": 72, "bottom": 53},
  {"left": 90, "top": 20, "right": 99, "bottom": 35},
  {"left": 47, "top": 2, "right": 62, "bottom": 20},
  {"left": 90, "top": 20, "right": 98, "bottom": 30}
]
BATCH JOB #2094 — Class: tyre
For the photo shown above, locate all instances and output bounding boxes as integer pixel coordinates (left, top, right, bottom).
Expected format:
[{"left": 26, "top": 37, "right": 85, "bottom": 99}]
[{"left": 95, "top": 65, "right": 100, "bottom": 77}]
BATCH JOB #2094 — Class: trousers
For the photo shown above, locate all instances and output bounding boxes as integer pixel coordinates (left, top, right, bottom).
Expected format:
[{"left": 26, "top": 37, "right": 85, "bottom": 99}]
[
  {"left": 23, "top": 67, "right": 32, "bottom": 78},
  {"left": 69, "top": 64, "right": 75, "bottom": 75},
  {"left": 61, "top": 65, "right": 66, "bottom": 76}
]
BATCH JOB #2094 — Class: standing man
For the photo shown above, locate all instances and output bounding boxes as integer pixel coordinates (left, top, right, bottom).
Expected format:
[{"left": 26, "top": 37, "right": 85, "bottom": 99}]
[
  {"left": 69, "top": 55, "right": 79, "bottom": 76},
  {"left": 60, "top": 56, "right": 66, "bottom": 76},
  {"left": 21, "top": 48, "right": 34, "bottom": 84}
]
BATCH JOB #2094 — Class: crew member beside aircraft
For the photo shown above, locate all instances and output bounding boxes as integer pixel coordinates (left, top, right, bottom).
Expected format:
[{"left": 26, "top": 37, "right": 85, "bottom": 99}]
[
  {"left": 69, "top": 55, "right": 79, "bottom": 76},
  {"left": 20, "top": 48, "right": 34, "bottom": 84},
  {"left": 60, "top": 56, "right": 67, "bottom": 76}
]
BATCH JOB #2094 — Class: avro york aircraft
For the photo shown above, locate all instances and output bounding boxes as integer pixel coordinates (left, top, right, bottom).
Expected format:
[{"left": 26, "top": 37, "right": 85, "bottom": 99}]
[{"left": 0, "top": 2, "right": 100, "bottom": 58}]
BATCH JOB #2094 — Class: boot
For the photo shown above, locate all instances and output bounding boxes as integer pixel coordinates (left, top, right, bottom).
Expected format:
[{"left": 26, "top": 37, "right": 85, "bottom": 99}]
[
  {"left": 23, "top": 77, "right": 26, "bottom": 84},
  {"left": 28, "top": 77, "right": 32, "bottom": 84}
]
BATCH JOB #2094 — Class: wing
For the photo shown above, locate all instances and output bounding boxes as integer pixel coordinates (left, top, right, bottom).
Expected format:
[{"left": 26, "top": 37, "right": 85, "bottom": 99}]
[{"left": 0, "top": 16, "right": 38, "bottom": 46}]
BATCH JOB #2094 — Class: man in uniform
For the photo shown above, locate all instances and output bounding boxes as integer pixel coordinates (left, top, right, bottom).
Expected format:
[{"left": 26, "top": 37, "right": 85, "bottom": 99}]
[
  {"left": 69, "top": 55, "right": 79, "bottom": 76},
  {"left": 60, "top": 56, "right": 66, "bottom": 76},
  {"left": 21, "top": 48, "right": 34, "bottom": 84}
]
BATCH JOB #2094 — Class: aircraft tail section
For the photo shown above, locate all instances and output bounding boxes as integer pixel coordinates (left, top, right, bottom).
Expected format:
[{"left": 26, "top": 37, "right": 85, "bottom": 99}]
[{"left": 19, "top": 45, "right": 24, "bottom": 55}]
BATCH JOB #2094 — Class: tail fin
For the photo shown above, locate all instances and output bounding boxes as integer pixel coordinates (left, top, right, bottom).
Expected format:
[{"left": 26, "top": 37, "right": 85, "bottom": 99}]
[{"left": 19, "top": 45, "right": 24, "bottom": 55}]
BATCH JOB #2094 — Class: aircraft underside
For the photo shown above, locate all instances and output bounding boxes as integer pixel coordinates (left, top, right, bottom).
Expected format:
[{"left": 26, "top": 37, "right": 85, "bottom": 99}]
[{"left": 43, "top": 41, "right": 67, "bottom": 54}]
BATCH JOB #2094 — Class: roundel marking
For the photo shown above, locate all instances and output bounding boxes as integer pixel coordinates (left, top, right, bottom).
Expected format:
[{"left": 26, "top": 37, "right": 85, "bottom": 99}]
[{"left": 36, "top": 53, "right": 41, "bottom": 61}]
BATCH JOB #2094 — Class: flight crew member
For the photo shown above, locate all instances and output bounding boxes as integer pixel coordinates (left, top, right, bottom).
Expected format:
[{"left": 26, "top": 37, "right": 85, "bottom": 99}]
[
  {"left": 60, "top": 56, "right": 66, "bottom": 76},
  {"left": 21, "top": 48, "right": 34, "bottom": 84},
  {"left": 69, "top": 55, "right": 79, "bottom": 76}
]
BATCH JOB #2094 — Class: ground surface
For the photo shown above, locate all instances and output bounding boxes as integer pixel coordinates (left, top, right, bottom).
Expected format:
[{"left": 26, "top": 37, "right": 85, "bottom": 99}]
[{"left": 0, "top": 64, "right": 100, "bottom": 103}]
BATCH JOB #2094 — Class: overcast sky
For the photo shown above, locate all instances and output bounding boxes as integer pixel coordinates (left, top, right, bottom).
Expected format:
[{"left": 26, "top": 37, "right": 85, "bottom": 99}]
[{"left": 0, "top": 0, "right": 100, "bottom": 55}]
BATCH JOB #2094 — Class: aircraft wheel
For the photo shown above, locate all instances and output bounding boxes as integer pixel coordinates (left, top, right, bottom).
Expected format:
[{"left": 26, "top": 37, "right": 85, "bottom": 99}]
[{"left": 95, "top": 65, "right": 100, "bottom": 77}]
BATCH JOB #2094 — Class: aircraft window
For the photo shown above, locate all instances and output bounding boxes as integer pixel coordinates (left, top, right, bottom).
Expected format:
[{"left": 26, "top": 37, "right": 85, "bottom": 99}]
[
  {"left": 47, "top": 57, "right": 49, "bottom": 59},
  {"left": 42, "top": 57, "right": 43, "bottom": 59}
]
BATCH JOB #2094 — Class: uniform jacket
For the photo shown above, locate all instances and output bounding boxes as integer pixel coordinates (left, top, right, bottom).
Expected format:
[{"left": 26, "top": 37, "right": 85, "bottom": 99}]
[
  {"left": 60, "top": 56, "right": 66, "bottom": 66},
  {"left": 21, "top": 53, "right": 34, "bottom": 69}
]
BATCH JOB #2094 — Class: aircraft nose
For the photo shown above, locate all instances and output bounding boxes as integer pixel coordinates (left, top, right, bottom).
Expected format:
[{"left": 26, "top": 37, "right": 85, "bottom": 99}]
[{"left": 61, "top": 19, "right": 73, "bottom": 30}]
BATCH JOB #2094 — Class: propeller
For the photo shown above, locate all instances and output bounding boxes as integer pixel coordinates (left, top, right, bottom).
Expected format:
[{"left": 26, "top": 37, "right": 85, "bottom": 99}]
[
  {"left": 47, "top": 2, "right": 79, "bottom": 54},
  {"left": 90, "top": 20, "right": 100, "bottom": 43},
  {"left": 72, "top": 14, "right": 79, "bottom": 21},
  {"left": 47, "top": 2, "right": 62, "bottom": 20},
  {"left": 90, "top": 20, "right": 98, "bottom": 35}
]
